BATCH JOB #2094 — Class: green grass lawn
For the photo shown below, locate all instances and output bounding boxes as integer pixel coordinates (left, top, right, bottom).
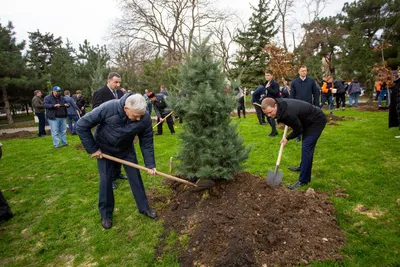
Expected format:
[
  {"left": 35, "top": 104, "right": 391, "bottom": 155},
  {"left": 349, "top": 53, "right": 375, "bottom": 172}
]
[{"left": 1, "top": 108, "right": 399, "bottom": 266}]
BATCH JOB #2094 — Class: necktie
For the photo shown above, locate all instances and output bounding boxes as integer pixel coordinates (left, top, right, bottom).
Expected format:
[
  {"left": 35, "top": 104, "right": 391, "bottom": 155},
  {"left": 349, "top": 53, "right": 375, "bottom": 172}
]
[{"left": 114, "top": 91, "right": 118, "bottom": 99}]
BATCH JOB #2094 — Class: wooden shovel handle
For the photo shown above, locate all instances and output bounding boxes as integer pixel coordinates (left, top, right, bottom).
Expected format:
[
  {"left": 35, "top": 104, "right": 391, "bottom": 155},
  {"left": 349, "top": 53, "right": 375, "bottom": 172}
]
[
  {"left": 102, "top": 154, "right": 197, "bottom": 187},
  {"left": 153, "top": 111, "right": 174, "bottom": 129},
  {"left": 276, "top": 125, "right": 288, "bottom": 166}
]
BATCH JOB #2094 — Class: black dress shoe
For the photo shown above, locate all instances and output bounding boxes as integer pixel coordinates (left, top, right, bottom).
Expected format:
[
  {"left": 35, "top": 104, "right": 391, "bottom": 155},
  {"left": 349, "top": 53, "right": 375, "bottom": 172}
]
[
  {"left": 112, "top": 182, "right": 118, "bottom": 190},
  {"left": 140, "top": 208, "right": 157, "bottom": 220},
  {"left": 288, "top": 166, "right": 301, "bottom": 172},
  {"left": 287, "top": 181, "right": 308, "bottom": 190},
  {"left": 101, "top": 218, "right": 112, "bottom": 229},
  {"left": 118, "top": 174, "right": 128, "bottom": 180},
  {"left": 268, "top": 131, "right": 278, "bottom": 137}
]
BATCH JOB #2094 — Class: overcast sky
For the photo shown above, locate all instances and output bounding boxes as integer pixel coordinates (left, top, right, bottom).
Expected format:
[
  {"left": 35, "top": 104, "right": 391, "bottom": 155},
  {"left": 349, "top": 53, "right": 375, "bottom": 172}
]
[{"left": 1, "top": 0, "right": 349, "bottom": 49}]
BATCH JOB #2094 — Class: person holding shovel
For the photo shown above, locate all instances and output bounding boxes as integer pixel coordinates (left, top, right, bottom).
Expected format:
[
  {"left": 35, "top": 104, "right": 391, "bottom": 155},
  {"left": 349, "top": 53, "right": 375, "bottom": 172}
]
[
  {"left": 261, "top": 97, "right": 327, "bottom": 189},
  {"left": 147, "top": 91, "right": 175, "bottom": 135},
  {"left": 76, "top": 94, "right": 158, "bottom": 229}
]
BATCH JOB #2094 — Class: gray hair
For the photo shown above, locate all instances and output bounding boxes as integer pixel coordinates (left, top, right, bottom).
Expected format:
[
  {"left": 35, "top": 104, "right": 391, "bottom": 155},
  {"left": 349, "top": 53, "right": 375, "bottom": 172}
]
[{"left": 125, "top": 94, "right": 147, "bottom": 113}]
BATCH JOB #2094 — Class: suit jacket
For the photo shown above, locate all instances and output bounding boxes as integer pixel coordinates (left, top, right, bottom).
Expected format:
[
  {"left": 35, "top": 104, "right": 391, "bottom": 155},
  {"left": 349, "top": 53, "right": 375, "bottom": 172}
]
[{"left": 92, "top": 85, "right": 124, "bottom": 109}]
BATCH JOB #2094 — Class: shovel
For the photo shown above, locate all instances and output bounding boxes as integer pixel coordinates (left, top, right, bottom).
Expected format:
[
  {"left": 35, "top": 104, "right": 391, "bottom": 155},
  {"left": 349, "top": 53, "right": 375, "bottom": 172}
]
[
  {"left": 153, "top": 111, "right": 174, "bottom": 129},
  {"left": 102, "top": 154, "right": 214, "bottom": 190},
  {"left": 266, "top": 125, "right": 288, "bottom": 186}
]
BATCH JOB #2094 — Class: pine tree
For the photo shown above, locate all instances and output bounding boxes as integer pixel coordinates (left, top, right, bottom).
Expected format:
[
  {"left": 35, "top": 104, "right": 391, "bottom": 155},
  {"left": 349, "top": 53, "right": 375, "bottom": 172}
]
[
  {"left": 169, "top": 39, "right": 251, "bottom": 181},
  {"left": 0, "top": 21, "right": 27, "bottom": 124},
  {"left": 230, "top": 0, "right": 278, "bottom": 89}
]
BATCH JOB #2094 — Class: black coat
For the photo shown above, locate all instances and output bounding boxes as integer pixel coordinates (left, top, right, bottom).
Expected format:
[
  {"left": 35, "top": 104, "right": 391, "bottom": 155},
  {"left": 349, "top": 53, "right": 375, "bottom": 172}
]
[
  {"left": 92, "top": 85, "right": 124, "bottom": 109},
  {"left": 334, "top": 80, "right": 346, "bottom": 94},
  {"left": 275, "top": 98, "right": 327, "bottom": 140},
  {"left": 389, "top": 78, "right": 400, "bottom": 128},
  {"left": 290, "top": 77, "right": 320, "bottom": 106},
  {"left": 76, "top": 94, "right": 156, "bottom": 168}
]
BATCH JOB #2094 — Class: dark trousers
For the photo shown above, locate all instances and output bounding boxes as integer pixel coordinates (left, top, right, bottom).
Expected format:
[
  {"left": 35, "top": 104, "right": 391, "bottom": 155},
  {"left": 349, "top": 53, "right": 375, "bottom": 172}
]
[
  {"left": 35, "top": 112, "right": 46, "bottom": 136},
  {"left": 67, "top": 114, "right": 79, "bottom": 134},
  {"left": 254, "top": 104, "right": 266, "bottom": 124},
  {"left": 97, "top": 152, "right": 150, "bottom": 219},
  {"left": 157, "top": 114, "right": 175, "bottom": 134},
  {"left": 237, "top": 97, "right": 246, "bottom": 118},
  {"left": 335, "top": 93, "right": 346, "bottom": 108},
  {"left": 267, "top": 117, "right": 277, "bottom": 132},
  {"left": 299, "top": 128, "right": 325, "bottom": 183}
]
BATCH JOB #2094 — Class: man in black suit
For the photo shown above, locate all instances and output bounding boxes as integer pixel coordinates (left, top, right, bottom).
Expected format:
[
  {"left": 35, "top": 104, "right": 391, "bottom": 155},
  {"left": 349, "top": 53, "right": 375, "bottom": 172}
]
[{"left": 92, "top": 72, "right": 128, "bottom": 189}]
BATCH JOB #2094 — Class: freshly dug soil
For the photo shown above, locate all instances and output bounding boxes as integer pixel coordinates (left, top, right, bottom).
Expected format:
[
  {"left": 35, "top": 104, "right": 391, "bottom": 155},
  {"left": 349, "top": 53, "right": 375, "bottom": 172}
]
[{"left": 154, "top": 172, "right": 345, "bottom": 266}]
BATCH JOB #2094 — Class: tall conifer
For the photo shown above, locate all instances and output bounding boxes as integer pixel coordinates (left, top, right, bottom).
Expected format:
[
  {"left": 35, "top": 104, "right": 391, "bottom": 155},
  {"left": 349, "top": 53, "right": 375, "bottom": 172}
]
[
  {"left": 169, "top": 39, "right": 250, "bottom": 181},
  {"left": 230, "top": 0, "right": 278, "bottom": 88}
]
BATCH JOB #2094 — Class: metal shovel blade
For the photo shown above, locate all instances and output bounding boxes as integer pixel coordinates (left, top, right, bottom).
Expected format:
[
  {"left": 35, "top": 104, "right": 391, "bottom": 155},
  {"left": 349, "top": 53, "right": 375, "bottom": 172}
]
[{"left": 266, "top": 170, "right": 283, "bottom": 186}]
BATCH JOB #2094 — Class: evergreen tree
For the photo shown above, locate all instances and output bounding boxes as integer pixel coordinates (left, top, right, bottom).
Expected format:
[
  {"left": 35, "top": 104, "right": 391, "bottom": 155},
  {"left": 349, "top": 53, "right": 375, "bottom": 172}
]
[
  {"left": 230, "top": 0, "right": 278, "bottom": 89},
  {"left": 169, "top": 39, "right": 251, "bottom": 181},
  {"left": 0, "top": 21, "right": 27, "bottom": 124},
  {"left": 26, "top": 30, "right": 62, "bottom": 74}
]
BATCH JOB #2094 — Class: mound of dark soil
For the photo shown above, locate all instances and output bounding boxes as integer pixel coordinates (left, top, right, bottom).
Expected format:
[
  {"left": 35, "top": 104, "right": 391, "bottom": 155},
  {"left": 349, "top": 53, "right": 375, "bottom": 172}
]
[
  {"left": 155, "top": 172, "right": 345, "bottom": 266},
  {"left": 0, "top": 130, "right": 44, "bottom": 140}
]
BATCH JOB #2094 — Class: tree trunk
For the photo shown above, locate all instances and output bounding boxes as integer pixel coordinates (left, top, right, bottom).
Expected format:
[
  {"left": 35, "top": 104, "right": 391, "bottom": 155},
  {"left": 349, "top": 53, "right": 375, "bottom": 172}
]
[
  {"left": 25, "top": 103, "right": 29, "bottom": 116},
  {"left": 282, "top": 15, "right": 288, "bottom": 52},
  {"left": 1, "top": 86, "right": 13, "bottom": 124}
]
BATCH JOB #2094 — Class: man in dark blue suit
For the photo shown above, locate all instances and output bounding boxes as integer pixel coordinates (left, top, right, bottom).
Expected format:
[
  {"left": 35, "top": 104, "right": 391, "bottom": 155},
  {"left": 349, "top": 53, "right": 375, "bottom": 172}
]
[
  {"left": 92, "top": 73, "right": 127, "bottom": 189},
  {"left": 77, "top": 94, "right": 157, "bottom": 229}
]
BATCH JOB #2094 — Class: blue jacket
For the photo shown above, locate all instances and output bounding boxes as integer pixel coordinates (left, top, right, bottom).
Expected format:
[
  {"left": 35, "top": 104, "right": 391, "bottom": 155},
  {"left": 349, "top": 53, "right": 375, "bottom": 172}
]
[
  {"left": 252, "top": 86, "right": 266, "bottom": 104},
  {"left": 43, "top": 93, "right": 68, "bottom": 120},
  {"left": 152, "top": 93, "right": 171, "bottom": 117},
  {"left": 252, "top": 80, "right": 281, "bottom": 104},
  {"left": 76, "top": 94, "right": 156, "bottom": 168},
  {"left": 290, "top": 77, "right": 320, "bottom": 106},
  {"left": 64, "top": 95, "right": 80, "bottom": 115}
]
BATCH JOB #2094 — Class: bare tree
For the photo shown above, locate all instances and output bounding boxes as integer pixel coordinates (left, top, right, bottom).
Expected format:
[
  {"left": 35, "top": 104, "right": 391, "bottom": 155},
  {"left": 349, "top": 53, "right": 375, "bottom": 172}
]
[
  {"left": 274, "top": 0, "right": 295, "bottom": 52},
  {"left": 205, "top": 12, "right": 243, "bottom": 74},
  {"left": 296, "top": 0, "right": 331, "bottom": 49},
  {"left": 112, "top": 0, "right": 227, "bottom": 65}
]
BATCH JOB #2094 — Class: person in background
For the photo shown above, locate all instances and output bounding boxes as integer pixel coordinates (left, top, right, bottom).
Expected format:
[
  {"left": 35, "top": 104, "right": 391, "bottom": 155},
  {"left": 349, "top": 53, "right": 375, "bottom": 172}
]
[
  {"left": 263, "top": 70, "right": 280, "bottom": 136},
  {"left": 75, "top": 90, "right": 86, "bottom": 116},
  {"left": 76, "top": 94, "right": 158, "bottom": 229},
  {"left": 348, "top": 77, "right": 362, "bottom": 107},
  {"left": 148, "top": 92, "right": 175, "bottom": 135},
  {"left": 235, "top": 86, "right": 246, "bottom": 119},
  {"left": 120, "top": 88, "right": 127, "bottom": 95},
  {"left": 320, "top": 76, "right": 335, "bottom": 114},
  {"left": 280, "top": 79, "right": 290, "bottom": 98},
  {"left": 290, "top": 65, "right": 320, "bottom": 107},
  {"left": 160, "top": 84, "right": 168, "bottom": 96},
  {"left": 252, "top": 81, "right": 268, "bottom": 125},
  {"left": 334, "top": 79, "right": 347, "bottom": 110},
  {"left": 32, "top": 90, "right": 46, "bottom": 137},
  {"left": 64, "top": 90, "right": 80, "bottom": 135},
  {"left": 143, "top": 89, "right": 152, "bottom": 115},
  {"left": 92, "top": 72, "right": 128, "bottom": 189},
  {"left": 375, "top": 80, "right": 381, "bottom": 101},
  {"left": 43, "top": 86, "right": 69, "bottom": 148},
  {"left": 378, "top": 78, "right": 389, "bottom": 108}
]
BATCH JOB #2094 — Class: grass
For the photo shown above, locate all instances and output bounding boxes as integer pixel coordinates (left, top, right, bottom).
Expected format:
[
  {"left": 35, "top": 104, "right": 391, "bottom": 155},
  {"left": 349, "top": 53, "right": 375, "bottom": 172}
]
[{"left": 1, "top": 107, "right": 400, "bottom": 266}]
